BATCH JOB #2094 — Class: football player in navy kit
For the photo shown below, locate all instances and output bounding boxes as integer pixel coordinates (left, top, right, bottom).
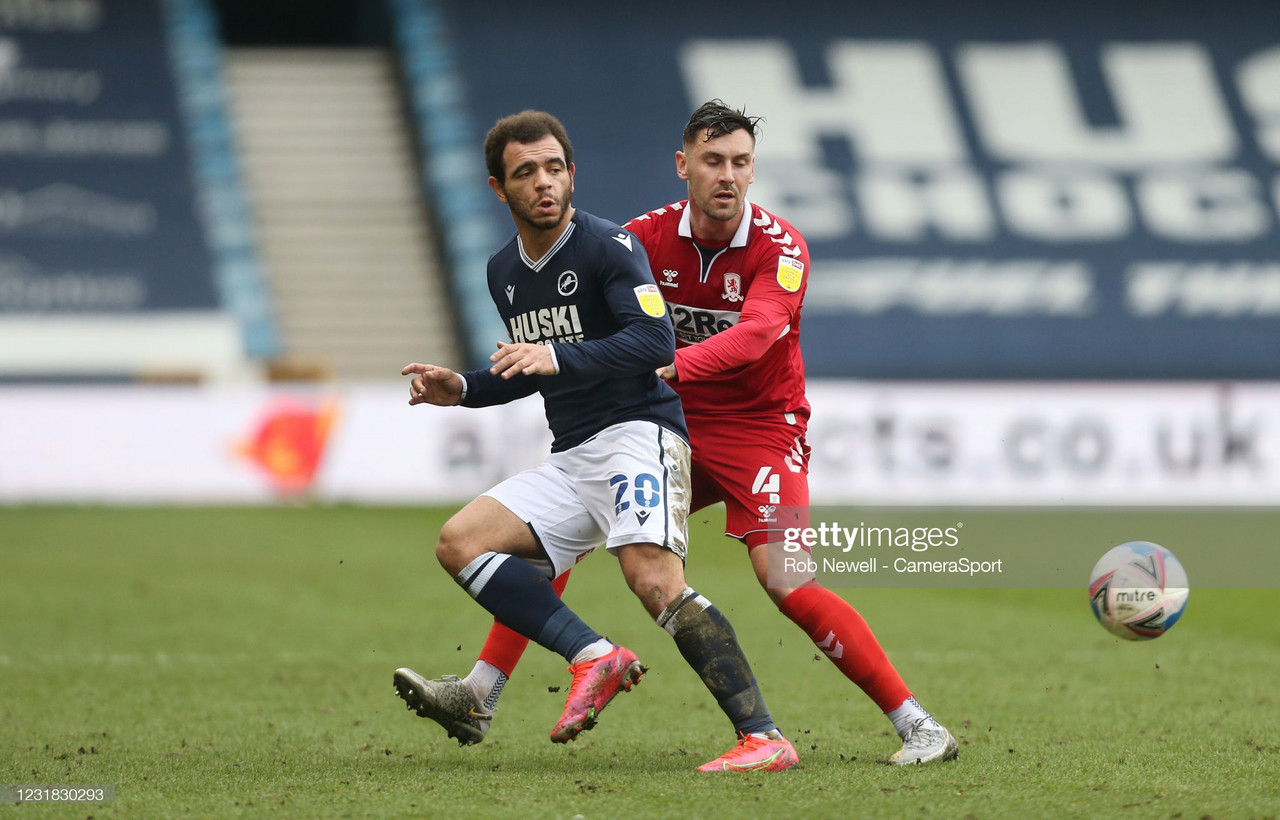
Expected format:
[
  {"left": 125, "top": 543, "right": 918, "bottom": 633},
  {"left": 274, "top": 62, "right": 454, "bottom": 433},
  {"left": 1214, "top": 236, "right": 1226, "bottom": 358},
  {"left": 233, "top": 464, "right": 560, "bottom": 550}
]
[{"left": 394, "top": 110, "right": 798, "bottom": 772}]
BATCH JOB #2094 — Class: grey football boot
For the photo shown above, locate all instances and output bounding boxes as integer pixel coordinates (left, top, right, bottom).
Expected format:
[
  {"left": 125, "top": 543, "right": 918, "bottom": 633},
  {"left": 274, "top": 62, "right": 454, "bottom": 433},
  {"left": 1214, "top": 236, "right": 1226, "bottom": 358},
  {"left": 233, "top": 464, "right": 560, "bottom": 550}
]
[{"left": 394, "top": 668, "right": 493, "bottom": 746}]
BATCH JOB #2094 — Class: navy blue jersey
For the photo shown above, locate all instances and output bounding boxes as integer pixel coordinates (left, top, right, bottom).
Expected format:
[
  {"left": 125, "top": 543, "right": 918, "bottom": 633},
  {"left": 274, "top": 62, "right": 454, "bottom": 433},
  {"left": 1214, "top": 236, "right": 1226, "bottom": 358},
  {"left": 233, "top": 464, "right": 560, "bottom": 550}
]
[{"left": 460, "top": 209, "right": 687, "bottom": 452}]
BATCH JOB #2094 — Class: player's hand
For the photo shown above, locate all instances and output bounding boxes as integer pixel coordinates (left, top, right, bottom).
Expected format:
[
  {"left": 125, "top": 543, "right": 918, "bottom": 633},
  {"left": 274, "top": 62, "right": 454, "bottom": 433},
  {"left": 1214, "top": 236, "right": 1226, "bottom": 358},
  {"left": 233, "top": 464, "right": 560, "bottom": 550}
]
[
  {"left": 656, "top": 363, "right": 678, "bottom": 381},
  {"left": 401, "top": 362, "right": 463, "bottom": 406},
  {"left": 490, "top": 341, "right": 555, "bottom": 378}
]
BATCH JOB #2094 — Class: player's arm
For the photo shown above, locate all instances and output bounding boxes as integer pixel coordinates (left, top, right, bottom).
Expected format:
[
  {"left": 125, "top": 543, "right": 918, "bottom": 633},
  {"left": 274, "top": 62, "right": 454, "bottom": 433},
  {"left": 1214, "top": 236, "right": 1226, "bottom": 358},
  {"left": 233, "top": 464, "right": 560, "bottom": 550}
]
[
  {"left": 671, "top": 290, "right": 791, "bottom": 380},
  {"left": 550, "top": 234, "right": 676, "bottom": 378},
  {"left": 456, "top": 363, "right": 541, "bottom": 407},
  {"left": 401, "top": 360, "right": 538, "bottom": 408},
  {"left": 672, "top": 249, "right": 807, "bottom": 381}
]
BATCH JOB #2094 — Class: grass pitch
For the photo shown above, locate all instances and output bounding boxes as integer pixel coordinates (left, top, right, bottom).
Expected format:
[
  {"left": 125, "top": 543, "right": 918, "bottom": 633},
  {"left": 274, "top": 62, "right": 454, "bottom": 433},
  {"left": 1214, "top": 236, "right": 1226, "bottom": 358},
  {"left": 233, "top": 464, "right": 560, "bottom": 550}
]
[{"left": 2, "top": 506, "right": 1278, "bottom": 819}]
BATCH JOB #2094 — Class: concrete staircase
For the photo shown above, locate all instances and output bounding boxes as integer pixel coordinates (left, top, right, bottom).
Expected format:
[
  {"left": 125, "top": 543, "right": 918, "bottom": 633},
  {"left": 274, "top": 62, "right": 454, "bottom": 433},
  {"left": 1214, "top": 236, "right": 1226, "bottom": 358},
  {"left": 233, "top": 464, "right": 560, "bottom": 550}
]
[{"left": 223, "top": 47, "right": 462, "bottom": 381}]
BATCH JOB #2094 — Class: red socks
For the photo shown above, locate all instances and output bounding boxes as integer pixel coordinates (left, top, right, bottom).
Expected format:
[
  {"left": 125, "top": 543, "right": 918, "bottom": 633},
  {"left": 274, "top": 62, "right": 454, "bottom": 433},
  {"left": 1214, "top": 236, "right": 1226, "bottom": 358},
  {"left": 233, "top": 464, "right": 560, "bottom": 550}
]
[{"left": 777, "top": 582, "right": 911, "bottom": 713}]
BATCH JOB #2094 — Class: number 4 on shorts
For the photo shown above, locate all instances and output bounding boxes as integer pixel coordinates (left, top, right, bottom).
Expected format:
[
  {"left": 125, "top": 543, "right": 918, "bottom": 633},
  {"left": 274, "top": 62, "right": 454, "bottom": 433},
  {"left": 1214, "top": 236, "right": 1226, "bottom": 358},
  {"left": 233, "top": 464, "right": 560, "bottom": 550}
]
[{"left": 751, "top": 466, "right": 781, "bottom": 503}]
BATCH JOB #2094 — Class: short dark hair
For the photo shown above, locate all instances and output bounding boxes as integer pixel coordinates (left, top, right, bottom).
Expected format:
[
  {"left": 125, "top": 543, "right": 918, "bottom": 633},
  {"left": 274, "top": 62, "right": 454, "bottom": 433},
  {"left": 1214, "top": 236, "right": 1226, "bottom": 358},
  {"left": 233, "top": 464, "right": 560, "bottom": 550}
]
[
  {"left": 682, "top": 99, "right": 762, "bottom": 148},
  {"left": 483, "top": 110, "right": 574, "bottom": 182}
]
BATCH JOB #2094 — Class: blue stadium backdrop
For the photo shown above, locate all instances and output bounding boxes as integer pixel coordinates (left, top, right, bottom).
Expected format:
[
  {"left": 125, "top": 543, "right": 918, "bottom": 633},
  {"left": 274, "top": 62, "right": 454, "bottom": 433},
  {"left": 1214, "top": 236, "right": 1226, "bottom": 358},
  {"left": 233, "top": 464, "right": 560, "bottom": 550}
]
[
  {"left": 0, "top": 0, "right": 277, "bottom": 360},
  {"left": 0, "top": 0, "right": 215, "bottom": 312},
  {"left": 426, "top": 0, "right": 1280, "bottom": 379}
]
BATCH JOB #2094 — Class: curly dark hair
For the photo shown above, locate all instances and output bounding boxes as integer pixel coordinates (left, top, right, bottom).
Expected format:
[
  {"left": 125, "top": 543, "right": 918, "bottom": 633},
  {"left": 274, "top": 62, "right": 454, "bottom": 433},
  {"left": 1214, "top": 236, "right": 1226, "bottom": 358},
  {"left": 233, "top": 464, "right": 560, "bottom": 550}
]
[
  {"left": 682, "top": 99, "right": 762, "bottom": 148},
  {"left": 484, "top": 110, "right": 574, "bottom": 182}
]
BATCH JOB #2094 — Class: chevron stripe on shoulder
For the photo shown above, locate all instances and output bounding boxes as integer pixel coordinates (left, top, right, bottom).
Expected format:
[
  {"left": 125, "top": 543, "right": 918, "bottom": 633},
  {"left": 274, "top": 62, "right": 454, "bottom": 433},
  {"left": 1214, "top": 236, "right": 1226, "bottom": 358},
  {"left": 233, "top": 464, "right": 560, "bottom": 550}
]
[
  {"left": 631, "top": 201, "right": 685, "bottom": 223},
  {"left": 752, "top": 206, "right": 803, "bottom": 256}
]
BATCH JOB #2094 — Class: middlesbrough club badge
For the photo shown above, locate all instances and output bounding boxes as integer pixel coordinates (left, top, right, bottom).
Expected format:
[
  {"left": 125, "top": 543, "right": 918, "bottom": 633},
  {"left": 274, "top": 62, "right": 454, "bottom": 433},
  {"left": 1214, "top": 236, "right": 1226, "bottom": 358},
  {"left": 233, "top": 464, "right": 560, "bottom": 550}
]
[{"left": 721, "top": 272, "right": 743, "bottom": 302}]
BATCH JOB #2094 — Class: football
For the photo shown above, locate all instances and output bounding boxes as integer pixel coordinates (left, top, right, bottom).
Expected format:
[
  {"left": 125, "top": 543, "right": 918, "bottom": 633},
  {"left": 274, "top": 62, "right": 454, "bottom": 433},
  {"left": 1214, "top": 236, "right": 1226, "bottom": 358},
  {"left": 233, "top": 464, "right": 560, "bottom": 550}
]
[{"left": 1088, "top": 541, "right": 1189, "bottom": 640}]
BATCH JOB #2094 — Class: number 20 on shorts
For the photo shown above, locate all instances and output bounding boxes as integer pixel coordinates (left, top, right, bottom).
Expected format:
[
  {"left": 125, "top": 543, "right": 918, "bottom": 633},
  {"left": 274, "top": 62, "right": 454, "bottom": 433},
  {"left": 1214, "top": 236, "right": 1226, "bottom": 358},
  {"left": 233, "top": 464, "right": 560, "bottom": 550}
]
[{"left": 609, "top": 473, "right": 661, "bottom": 514}]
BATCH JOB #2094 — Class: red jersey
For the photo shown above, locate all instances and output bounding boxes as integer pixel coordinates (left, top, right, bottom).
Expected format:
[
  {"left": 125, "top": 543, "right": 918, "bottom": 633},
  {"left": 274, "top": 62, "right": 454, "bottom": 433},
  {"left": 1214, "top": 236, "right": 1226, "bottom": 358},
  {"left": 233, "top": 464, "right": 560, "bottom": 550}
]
[{"left": 624, "top": 200, "right": 810, "bottom": 423}]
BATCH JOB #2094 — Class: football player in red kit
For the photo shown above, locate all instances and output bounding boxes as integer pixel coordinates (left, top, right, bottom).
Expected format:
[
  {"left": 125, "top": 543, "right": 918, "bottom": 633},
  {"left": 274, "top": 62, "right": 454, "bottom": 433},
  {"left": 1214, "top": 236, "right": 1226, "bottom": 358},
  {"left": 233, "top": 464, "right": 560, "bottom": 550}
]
[{"left": 397, "top": 100, "right": 957, "bottom": 765}]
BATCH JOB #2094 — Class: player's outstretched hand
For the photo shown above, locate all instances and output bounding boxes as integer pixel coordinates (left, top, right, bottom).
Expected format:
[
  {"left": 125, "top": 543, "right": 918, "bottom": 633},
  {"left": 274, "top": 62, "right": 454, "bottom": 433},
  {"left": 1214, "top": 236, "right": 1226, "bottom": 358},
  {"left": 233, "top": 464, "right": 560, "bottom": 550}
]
[
  {"left": 402, "top": 363, "right": 463, "bottom": 406},
  {"left": 656, "top": 363, "right": 678, "bottom": 381},
  {"left": 490, "top": 341, "right": 556, "bottom": 378}
]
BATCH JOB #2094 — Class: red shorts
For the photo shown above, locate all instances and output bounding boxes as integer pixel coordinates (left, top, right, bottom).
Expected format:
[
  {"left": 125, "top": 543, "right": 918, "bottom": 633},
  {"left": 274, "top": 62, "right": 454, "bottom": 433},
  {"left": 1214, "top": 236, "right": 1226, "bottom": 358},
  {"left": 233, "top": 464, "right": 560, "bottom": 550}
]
[{"left": 685, "top": 413, "right": 810, "bottom": 548}]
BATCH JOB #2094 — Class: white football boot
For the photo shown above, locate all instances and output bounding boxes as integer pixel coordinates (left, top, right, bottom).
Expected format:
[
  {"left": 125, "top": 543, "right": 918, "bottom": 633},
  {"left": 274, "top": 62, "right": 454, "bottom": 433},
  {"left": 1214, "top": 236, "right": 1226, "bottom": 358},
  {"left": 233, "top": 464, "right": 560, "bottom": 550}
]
[{"left": 890, "top": 717, "right": 959, "bottom": 765}]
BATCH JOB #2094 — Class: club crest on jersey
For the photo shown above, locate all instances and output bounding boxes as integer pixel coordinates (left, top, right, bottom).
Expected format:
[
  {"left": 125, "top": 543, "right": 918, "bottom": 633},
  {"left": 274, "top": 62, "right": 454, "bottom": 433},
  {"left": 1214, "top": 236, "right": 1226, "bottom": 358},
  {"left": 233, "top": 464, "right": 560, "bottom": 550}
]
[
  {"left": 634, "top": 283, "right": 666, "bottom": 317},
  {"left": 721, "top": 272, "right": 743, "bottom": 303},
  {"left": 557, "top": 270, "right": 578, "bottom": 296},
  {"left": 776, "top": 257, "right": 804, "bottom": 293}
]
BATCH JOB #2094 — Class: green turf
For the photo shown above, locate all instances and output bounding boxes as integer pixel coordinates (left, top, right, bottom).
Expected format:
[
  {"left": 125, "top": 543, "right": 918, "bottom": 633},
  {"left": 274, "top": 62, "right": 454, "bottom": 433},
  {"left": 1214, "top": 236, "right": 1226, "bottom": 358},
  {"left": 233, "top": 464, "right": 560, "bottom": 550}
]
[{"left": 2, "top": 506, "right": 1278, "bottom": 819}]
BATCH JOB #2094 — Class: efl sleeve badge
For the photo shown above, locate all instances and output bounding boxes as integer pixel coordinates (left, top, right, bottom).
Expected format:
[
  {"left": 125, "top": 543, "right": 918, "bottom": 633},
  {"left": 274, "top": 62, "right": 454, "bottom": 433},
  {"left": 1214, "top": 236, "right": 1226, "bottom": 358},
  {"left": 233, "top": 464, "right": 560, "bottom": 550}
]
[
  {"left": 776, "top": 257, "right": 804, "bottom": 293},
  {"left": 634, "top": 283, "right": 667, "bottom": 317}
]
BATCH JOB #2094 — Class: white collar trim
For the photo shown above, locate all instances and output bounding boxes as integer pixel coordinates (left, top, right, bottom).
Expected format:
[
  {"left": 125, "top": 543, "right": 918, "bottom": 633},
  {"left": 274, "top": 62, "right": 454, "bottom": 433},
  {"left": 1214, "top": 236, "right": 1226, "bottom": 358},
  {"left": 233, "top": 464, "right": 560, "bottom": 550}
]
[
  {"left": 678, "top": 200, "right": 753, "bottom": 248},
  {"left": 519, "top": 221, "right": 576, "bottom": 271}
]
